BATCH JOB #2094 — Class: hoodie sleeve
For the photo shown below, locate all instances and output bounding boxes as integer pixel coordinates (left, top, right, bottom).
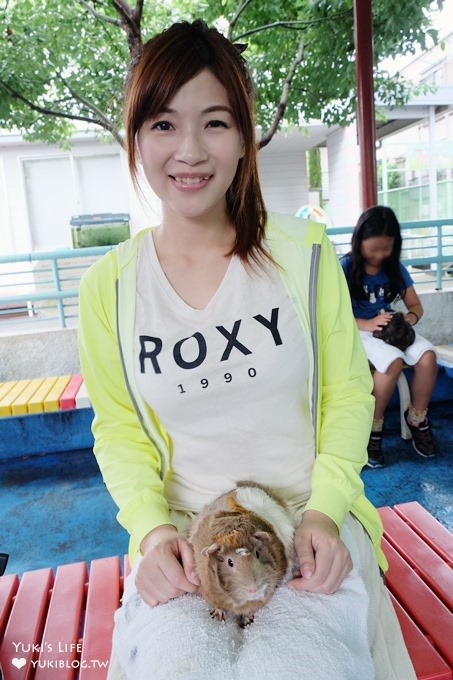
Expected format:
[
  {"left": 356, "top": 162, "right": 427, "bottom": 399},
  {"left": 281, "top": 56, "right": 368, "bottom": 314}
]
[
  {"left": 304, "top": 231, "right": 375, "bottom": 530},
  {"left": 78, "top": 251, "right": 173, "bottom": 559}
]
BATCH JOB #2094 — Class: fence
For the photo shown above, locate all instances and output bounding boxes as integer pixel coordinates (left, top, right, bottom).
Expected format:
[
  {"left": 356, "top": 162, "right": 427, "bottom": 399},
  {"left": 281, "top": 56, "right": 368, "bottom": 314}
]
[
  {"left": 0, "top": 246, "right": 112, "bottom": 330},
  {"left": 1, "top": 219, "right": 452, "bottom": 331}
]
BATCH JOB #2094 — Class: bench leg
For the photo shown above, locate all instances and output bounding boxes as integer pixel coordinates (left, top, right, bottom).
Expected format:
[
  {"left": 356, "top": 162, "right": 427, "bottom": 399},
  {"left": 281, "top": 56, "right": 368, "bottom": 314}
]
[{"left": 397, "top": 373, "right": 412, "bottom": 440}]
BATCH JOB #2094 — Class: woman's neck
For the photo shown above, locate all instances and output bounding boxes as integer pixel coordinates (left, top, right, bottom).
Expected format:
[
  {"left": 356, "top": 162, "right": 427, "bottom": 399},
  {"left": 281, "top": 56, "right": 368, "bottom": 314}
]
[{"left": 156, "top": 211, "right": 235, "bottom": 258}]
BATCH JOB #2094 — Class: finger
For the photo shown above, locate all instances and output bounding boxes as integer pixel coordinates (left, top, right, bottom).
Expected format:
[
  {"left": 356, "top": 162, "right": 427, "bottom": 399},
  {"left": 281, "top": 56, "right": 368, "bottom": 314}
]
[
  {"left": 178, "top": 539, "right": 201, "bottom": 586},
  {"left": 295, "top": 534, "right": 316, "bottom": 580},
  {"left": 138, "top": 570, "right": 187, "bottom": 605},
  {"left": 164, "top": 553, "right": 198, "bottom": 594},
  {"left": 294, "top": 548, "right": 352, "bottom": 594}
]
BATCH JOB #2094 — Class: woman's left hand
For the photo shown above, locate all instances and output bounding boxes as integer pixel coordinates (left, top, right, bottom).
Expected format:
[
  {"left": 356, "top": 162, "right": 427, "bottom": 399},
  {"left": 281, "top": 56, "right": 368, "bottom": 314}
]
[{"left": 287, "top": 509, "right": 352, "bottom": 594}]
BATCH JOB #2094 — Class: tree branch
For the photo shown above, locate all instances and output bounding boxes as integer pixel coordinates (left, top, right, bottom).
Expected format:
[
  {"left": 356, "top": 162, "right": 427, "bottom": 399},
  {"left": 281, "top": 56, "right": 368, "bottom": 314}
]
[
  {"left": 60, "top": 76, "right": 124, "bottom": 147},
  {"left": 0, "top": 80, "right": 125, "bottom": 147},
  {"left": 76, "top": 0, "right": 121, "bottom": 27},
  {"left": 227, "top": 0, "right": 254, "bottom": 38},
  {"left": 232, "top": 10, "right": 351, "bottom": 41},
  {"left": 258, "top": 35, "right": 305, "bottom": 149},
  {"left": 111, "top": 0, "right": 143, "bottom": 58}
]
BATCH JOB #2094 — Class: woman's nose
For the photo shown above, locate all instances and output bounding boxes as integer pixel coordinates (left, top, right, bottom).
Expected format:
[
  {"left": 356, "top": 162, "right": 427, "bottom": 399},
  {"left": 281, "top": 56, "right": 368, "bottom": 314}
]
[{"left": 174, "top": 131, "right": 208, "bottom": 164}]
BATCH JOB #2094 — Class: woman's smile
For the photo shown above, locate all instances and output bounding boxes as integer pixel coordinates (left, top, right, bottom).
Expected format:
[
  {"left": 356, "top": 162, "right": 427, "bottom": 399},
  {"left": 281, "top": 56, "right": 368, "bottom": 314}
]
[{"left": 169, "top": 173, "right": 212, "bottom": 189}]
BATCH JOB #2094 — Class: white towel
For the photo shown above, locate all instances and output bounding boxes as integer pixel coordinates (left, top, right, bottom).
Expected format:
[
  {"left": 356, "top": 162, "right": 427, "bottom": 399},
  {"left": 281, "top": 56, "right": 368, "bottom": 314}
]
[
  {"left": 113, "top": 559, "right": 373, "bottom": 679},
  {"left": 110, "top": 514, "right": 416, "bottom": 680}
]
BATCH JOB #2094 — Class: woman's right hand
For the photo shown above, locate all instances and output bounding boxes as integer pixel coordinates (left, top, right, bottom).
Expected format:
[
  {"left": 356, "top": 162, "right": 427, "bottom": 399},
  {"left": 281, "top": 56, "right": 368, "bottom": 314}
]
[{"left": 135, "top": 524, "right": 200, "bottom": 606}]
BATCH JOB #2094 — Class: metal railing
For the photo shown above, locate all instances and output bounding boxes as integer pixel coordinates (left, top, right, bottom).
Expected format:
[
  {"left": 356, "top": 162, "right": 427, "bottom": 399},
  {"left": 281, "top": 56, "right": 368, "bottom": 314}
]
[
  {"left": 0, "top": 246, "right": 112, "bottom": 330},
  {"left": 1, "top": 219, "right": 452, "bottom": 331},
  {"left": 327, "top": 218, "right": 453, "bottom": 291}
]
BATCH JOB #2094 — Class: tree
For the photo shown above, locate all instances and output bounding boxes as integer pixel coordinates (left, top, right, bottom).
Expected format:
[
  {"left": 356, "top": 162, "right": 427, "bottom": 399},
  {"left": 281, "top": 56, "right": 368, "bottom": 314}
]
[{"left": 0, "top": 0, "right": 444, "bottom": 149}]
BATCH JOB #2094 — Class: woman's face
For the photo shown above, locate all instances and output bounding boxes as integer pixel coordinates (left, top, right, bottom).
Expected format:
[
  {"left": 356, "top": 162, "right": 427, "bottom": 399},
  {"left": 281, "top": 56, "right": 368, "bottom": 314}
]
[
  {"left": 360, "top": 236, "right": 394, "bottom": 268},
  {"left": 136, "top": 68, "right": 244, "bottom": 224}
]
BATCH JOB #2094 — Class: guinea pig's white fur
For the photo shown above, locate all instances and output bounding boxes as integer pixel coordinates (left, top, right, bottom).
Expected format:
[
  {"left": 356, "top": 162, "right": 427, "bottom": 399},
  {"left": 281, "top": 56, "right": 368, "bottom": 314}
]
[{"left": 233, "top": 484, "right": 296, "bottom": 567}]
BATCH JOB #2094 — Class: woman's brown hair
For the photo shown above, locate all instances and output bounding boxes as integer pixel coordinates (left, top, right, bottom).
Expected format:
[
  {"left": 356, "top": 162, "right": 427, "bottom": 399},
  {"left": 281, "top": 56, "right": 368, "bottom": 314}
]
[{"left": 124, "top": 19, "right": 268, "bottom": 264}]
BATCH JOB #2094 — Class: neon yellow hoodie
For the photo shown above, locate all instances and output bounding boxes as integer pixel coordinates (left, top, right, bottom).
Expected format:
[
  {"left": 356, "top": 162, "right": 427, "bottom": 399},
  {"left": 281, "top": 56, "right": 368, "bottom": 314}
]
[{"left": 78, "top": 213, "right": 387, "bottom": 570}]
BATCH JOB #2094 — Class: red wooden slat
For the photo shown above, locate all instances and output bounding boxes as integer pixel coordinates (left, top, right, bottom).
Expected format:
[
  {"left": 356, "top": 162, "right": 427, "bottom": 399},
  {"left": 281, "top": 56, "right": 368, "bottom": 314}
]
[
  {"left": 59, "top": 375, "right": 84, "bottom": 410},
  {"left": 394, "top": 502, "right": 453, "bottom": 567},
  {"left": 383, "top": 538, "right": 453, "bottom": 668},
  {"left": 34, "top": 562, "right": 88, "bottom": 680},
  {"left": 389, "top": 593, "right": 452, "bottom": 680},
  {"left": 0, "top": 568, "right": 53, "bottom": 680},
  {"left": 79, "top": 557, "right": 121, "bottom": 679},
  {"left": 379, "top": 507, "right": 453, "bottom": 610},
  {"left": 0, "top": 574, "right": 19, "bottom": 641}
]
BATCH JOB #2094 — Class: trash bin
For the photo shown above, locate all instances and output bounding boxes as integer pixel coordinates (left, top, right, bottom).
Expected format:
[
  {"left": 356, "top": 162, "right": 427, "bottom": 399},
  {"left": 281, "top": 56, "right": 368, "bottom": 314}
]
[{"left": 70, "top": 213, "right": 130, "bottom": 248}]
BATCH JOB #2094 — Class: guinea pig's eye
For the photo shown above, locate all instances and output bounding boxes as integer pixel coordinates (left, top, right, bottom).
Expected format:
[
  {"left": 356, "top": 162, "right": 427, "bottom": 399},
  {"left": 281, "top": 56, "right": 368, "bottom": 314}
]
[{"left": 227, "top": 558, "right": 234, "bottom": 567}]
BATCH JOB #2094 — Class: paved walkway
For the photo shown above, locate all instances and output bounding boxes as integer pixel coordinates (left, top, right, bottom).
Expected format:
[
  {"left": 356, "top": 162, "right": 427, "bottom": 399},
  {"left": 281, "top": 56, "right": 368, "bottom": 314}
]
[{"left": 0, "top": 401, "right": 452, "bottom": 576}]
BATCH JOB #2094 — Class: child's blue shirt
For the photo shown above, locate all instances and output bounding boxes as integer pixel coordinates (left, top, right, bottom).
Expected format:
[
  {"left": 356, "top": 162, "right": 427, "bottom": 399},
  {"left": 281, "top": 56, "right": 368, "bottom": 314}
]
[{"left": 340, "top": 255, "right": 413, "bottom": 319}]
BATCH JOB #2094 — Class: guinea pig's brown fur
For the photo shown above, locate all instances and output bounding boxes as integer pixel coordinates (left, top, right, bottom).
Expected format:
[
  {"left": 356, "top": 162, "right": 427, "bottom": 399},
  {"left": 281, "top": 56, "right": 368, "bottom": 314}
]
[
  {"left": 188, "top": 481, "right": 296, "bottom": 626},
  {"left": 372, "top": 311, "right": 415, "bottom": 351}
]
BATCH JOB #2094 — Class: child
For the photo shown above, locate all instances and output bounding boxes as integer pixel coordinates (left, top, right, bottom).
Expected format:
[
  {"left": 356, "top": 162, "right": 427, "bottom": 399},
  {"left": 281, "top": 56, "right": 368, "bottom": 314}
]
[
  {"left": 341, "top": 205, "right": 437, "bottom": 468},
  {"left": 78, "top": 22, "right": 416, "bottom": 679}
]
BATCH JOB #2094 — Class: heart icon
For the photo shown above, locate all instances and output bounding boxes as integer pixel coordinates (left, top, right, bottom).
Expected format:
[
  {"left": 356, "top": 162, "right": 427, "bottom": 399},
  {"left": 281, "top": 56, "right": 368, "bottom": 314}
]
[{"left": 12, "top": 657, "right": 27, "bottom": 669}]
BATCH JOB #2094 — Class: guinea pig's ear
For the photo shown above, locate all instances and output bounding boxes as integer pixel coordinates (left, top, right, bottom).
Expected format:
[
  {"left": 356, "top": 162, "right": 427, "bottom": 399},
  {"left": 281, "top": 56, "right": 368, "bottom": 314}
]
[
  {"left": 252, "top": 531, "right": 273, "bottom": 545},
  {"left": 202, "top": 543, "right": 223, "bottom": 558}
]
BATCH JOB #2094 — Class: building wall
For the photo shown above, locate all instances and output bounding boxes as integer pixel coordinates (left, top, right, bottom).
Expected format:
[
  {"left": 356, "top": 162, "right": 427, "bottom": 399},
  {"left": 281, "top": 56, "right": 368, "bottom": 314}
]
[
  {"left": 0, "top": 130, "right": 310, "bottom": 256},
  {"left": 258, "top": 135, "right": 308, "bottom": 215},
  {"left": 0, "top": 134, "right": 131, "bottom": 254},
  {"left": 325, "top": 124, "right": 361, "bottom": 226}
]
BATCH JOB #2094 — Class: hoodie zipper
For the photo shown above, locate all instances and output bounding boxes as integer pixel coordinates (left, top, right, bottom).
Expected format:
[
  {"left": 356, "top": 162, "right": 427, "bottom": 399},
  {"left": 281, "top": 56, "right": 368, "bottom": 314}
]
[{"left": 309, "top": 243, "right": 321, "bottom": 444}]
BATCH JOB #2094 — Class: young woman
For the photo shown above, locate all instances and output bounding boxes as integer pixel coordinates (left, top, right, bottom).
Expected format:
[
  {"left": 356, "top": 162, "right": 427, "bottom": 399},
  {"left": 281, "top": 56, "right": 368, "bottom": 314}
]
[
  {"left": 78, "top": 20, "right": 416, "bottom": 680},
  {"left": 341, "top": 205, "right": 437, "bottom": 468}
]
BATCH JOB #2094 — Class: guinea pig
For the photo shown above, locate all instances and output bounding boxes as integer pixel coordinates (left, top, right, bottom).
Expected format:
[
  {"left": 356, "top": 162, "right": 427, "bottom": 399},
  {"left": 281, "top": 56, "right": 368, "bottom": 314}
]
[
  {"left": 188, "top": 481, "right": 296, "bottom": 627},
  {"left": 372, "top": 311, "right": 415, "bottom": 351}
]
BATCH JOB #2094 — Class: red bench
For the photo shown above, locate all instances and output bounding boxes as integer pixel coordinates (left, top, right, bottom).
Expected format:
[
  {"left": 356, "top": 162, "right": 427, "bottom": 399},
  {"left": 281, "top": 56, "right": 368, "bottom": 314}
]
[
  {"left": 0, "top": 502, "right": 452, "bottom": 679},
  {"left": 379, "top": 502, "right": 453, "bottom": 680}
]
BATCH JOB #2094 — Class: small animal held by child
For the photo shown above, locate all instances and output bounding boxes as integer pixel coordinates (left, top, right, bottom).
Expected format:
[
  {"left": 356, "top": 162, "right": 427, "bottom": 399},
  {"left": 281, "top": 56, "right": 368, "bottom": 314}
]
[
  {"left": 188, "top": 481, "right": 296, "bottom": 627},
  {"left": 372, "top": 311, "right": 415, "bottom": 351}
]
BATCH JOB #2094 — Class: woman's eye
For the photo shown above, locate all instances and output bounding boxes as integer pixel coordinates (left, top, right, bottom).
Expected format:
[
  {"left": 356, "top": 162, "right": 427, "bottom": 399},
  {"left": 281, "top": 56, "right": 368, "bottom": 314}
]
[
  {"left": 151, "top": 120, "right": 173, "bottom": 131},
  {"left": 227, "top": 558, "right": 234, "bottom": 567},
  {"left": 207, "top": 119, "right": 228, "bottom": 129}
]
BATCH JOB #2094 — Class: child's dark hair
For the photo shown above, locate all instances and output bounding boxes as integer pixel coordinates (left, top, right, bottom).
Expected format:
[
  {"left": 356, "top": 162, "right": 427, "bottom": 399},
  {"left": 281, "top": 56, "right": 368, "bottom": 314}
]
[{"left": 347, "top": 205, "right": 406, "bottom": 304}]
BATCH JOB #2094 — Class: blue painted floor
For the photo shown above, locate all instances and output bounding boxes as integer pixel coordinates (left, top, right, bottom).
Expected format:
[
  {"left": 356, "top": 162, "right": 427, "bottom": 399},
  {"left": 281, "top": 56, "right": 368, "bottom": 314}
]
[{"left": 0, "top": 400, "right": 452, "bottom": 577}]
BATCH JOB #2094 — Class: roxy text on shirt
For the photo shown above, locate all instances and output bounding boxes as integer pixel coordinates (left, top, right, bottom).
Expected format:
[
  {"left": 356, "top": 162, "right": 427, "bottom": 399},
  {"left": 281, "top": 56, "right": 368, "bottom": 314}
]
[{"left": 139, "top": 307, "right": 282, "bottom": 374}]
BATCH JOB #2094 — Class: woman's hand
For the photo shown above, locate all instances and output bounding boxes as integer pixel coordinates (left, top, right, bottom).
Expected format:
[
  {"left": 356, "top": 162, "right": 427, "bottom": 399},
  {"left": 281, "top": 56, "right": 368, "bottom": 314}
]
[
  {"left": 135, "top": 524, "right": 200, "bottom": 606},
  {"left": 287, "top": 510, "right": 352, "bottom": 594}
]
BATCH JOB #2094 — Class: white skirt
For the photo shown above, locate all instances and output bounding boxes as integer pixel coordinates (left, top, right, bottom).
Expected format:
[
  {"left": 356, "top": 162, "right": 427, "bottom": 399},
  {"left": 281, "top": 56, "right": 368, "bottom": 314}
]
[
  {"left": 108, "top": 513, "right": 416, "bottom": 680},
  {"left": 359, "top": 330, "right": 436, "bottom": 374}
]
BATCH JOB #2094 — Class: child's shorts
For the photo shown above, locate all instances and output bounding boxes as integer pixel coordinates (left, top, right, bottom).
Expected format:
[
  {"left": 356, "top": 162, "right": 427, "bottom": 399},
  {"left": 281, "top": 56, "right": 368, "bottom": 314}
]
[{"left": 359, "top": 330, "right": 436, "bottom": 374}]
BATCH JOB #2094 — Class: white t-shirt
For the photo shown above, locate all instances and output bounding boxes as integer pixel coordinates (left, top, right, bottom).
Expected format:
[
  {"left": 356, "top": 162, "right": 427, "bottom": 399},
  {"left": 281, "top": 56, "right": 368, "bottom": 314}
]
[{"left": 135, "top": 232, "right": 315, "bottom": 514}]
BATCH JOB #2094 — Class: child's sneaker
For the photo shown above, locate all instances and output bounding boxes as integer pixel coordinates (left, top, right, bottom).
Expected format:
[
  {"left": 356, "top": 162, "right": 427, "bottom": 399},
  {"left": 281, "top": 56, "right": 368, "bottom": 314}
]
[
  {"left": 366, "top": 432, "right": 385, "bottom": 468},
  {"left": 404, "top": 410, "right": 436, "bottom": 458}
]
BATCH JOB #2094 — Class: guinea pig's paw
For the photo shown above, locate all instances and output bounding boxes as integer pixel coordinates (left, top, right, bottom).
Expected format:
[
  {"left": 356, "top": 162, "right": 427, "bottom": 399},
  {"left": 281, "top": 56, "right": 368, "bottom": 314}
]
[
  {"left": 238, "top": 613, "right": 254, "bottom": 628},
  {"left": 210, "top": 607, "right": 227, "bottom": 622}
]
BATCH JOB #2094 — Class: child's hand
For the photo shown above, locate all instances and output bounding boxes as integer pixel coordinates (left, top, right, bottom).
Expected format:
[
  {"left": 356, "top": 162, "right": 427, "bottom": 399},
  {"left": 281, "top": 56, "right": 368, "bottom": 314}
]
[
  {"left": 287, "top": 510, "right": 352, "bottom": 594},
  {"left": 135, "top": 525, "right": 200, "bottom": 606},
  {"left": 366, "top": 312, "right": 393, "bottom": 332}
]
